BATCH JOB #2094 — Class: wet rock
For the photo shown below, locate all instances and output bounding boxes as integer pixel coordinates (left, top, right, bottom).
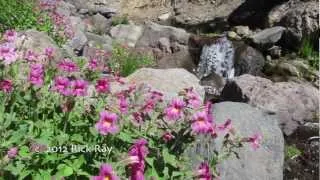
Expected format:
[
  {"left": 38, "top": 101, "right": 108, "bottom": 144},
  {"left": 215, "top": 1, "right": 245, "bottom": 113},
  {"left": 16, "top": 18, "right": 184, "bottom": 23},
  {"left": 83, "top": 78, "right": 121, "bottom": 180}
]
[{"left": 233, "top": 44, "right": 265, "bottom": 76}]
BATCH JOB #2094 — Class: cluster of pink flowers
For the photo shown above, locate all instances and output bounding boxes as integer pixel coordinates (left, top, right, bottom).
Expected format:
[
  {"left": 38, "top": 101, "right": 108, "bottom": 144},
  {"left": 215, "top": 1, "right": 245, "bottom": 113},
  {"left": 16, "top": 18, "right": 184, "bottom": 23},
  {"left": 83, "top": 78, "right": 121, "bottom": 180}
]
[
  {"left": 52, "top": 76, "right": 88, "bottom": 97},
  {"left": 0, "top": 43, "right": 18, "bottom": 65},
  {"left": 57, "top": 59, "right": 79, "bottom": 73},
  {"left": 29, "top": 64, "right": 44, "bottom": 87},
  {"left": 128, "top": 139, "right": 149, "bottom": 180},
  {"left": 184, "top": 88, "right": 202, "bottom": 109},
  {"left": 3, "top": 30, "right": 17, "bottom": 42},
  {"left": 38, "top": 0, "right": 74, "bottom": 39}
]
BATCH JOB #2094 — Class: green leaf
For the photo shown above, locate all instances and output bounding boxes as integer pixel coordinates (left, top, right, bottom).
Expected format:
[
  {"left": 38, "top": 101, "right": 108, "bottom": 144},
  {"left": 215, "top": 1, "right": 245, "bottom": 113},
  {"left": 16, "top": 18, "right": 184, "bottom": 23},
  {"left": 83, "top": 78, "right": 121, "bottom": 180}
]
[
  {"left": 118, "top": 131, "right": 133, "bottom": 143},
  {"left": 18, "top": 146, "right": 30, "bottom": 158},
  {"left": 162, "top": 148, "right": 177, "bottom": 168},
  {"left": 57, "top": 164, "right": 73, "bottom": 177}
]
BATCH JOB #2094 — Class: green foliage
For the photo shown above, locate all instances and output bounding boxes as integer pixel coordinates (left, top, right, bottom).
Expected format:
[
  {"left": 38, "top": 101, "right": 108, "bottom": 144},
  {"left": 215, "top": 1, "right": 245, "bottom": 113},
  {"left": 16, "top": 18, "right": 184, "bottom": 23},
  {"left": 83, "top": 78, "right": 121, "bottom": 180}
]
[
  {"left": 285, "top": 145, "right": 302, "bottom": 160},
  {"left": 0, "top": 0, "right": 66, "bottom": 46},
  {"left": 0, "top": 0, "right": 38, "bottom": 32},
  {"left": 109, "top": 44, "right": 155, "bottom": 76},
  {"left": 111, "top": 16, "right": 129, "bottom": 26},
  {"left": 299, "top": 36, "right": 319, "bottom": 70}
]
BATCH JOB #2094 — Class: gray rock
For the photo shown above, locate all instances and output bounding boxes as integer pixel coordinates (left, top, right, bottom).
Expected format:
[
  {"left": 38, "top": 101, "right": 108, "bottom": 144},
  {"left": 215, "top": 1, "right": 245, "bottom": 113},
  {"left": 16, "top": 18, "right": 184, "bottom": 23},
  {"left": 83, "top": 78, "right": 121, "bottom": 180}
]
[
  {"left": 66, "top": 29, "right": 88, "bottom": 51},
  {"left": 85, "top": 32, "right": 112, "bottom": 47},
  {"left": 250, "top": 26, "right": 286, "bottom": 48},
  {"left": 136, "top": 22, "right": 190, "bottom": 48},
  {"left": 15, "top": 30, "right": 62, "bottom": 62},
  {"left": 116, "top": 68, "right": 205, "bottom": 100},
  {"left": 267, "top": 0, "right": 300, "bottom": 27},
  {"left": 91, "top": 13, "right": 112, "bottom": 34},
  {"left": 110, "top": 24, "right": 144, "bottom": 47},
  {"left": 173, "top": 0, "right": 245, "bottom": 26},
  {"left": 221, "top": 74, "right": 319, "bottom": 135},
  {"left": 268, "top": 45, "right": 282, "bottom": 58},
  {"left": 186, "top": 102, "right": 284, "bottom": 180},
  {"left": 158, "top": 12, "right": 171, "bottom": 21},
  {"left": 279, "top": 1, "right": 319, "bottom": 50},
  {"left": 56, "top": 1, "right": 76, "bottom": 16},
  {"left": 158, "top": 37, "right": 171, "bottom": 53},
  {"left": 157, "top": 48, "right": 197, "bottom": 73},
  {"left": 66, "top": 0, "right": 120, "bottom": 15},
  {"left": 234, "top": 43, "right": 265, "bottom": 76},
  {"left": 233, "top": 25, "right": 251, "bottom": 37}
]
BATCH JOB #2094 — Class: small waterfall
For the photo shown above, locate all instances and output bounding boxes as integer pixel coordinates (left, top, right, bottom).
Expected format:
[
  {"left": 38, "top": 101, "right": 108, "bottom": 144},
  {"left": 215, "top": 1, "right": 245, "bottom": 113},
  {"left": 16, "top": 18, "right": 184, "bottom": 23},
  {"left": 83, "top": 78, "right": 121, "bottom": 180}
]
[{"left": 197, "top": 36, "right": 235, "bottom": 80}]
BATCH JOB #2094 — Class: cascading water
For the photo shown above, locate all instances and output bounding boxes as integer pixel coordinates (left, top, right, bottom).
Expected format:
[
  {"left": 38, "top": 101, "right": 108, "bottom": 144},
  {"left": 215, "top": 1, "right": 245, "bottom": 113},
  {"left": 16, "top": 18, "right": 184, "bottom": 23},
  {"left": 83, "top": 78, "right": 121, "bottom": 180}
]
[{"left": 197, "top": 36, "right": 235, "bottom": 80}]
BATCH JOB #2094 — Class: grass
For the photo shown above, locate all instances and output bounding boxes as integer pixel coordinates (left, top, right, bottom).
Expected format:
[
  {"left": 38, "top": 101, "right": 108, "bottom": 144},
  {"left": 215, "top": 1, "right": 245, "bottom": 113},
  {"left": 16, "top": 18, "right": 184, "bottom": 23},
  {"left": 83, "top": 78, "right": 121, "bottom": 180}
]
[
  {"left": 111, "top": 16, "right": 129, "bottom": 26},
  {"left": 285, "top": 145, "right": 302, "bottom": 160},
  {"left": 109, "top": 44, "right": 155, "bottom": 77},
  {"left": 299, "top": 36, "right": 319, "bottom": 70}
]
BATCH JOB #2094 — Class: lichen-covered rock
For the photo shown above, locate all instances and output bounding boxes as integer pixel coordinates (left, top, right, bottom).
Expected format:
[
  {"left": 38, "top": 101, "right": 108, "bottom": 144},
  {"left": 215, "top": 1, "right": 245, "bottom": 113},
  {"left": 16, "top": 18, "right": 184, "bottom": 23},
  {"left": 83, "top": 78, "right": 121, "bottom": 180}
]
[
  {"left": 186, "top": 102, "right": 284, "bottom": 180},
  {"left": 221, "top": 74, "right": 319, "bottom": 135}
]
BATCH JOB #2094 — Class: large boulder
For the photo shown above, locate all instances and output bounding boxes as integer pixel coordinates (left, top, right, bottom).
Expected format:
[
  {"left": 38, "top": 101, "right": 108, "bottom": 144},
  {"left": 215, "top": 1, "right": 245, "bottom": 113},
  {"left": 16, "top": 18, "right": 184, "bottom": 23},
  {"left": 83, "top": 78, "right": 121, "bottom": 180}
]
[
  {"left": 114, "top": 68, "right": 205, "bottom": 100},
  {"left": 228, "top": 0, "right": 287, "bottom": 28},
  {"left": 233, "top": 43, "right": 265, "bottom": 76},
  {"left": 136, "top": 22, "right": 190, "bottom": 48},
  {"left": 173, "top": 0, "right": 245, "bottom": 26},
  {"left": 15, "top": 29, "right": 62, "bottom": 62},
  {"left": 278, "top": 0, "right": 319, "bottom": 50},
  {"left": 249, "top": 26, "right": 286, "bottom": 50},
  {"left": 65, "top": 0, "right": 119, "bottom": 17},
  {"left": 186, "top": 102, "right": 284, "bottom": 180},
  {"left": 221, "top": 74, "right": 319, "bottom": 135}
]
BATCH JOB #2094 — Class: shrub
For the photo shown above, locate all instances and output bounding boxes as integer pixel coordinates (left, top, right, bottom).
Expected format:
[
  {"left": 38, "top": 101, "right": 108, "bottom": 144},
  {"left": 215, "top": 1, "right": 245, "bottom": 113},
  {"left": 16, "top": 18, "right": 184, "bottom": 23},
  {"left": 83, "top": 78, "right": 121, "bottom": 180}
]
[
  {"left": 0, "top": 30, "right": 261, "bottom": 179},
  {"left": 299, "top": 36, "right": 319, "bottom": 70},
  {"left": 109, "top": 44, "right": 155, "bottom": 77},
  {"left": 285, "top": 145, "right": 302, "bottom": 160}
]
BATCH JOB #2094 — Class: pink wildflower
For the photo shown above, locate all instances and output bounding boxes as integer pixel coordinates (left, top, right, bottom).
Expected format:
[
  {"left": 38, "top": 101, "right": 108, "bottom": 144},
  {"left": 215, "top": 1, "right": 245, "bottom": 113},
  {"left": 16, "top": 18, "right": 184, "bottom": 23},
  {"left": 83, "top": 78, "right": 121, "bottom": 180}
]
[
  {"left": 71, "top": 79, "right": 88, "bottom": 96},
  {"left": 3, "top": 30, "right": 17, "bottom": 42},
  {"left": 95, "top": 78, "right": 110, "bottom": 94},
  {"left": 95, "top": 111, "right": 119, "bottom": 135},
  {"left": 0, "top": 43, "right": 17, "bottom": 65},
  {"left": 185, "top": 88, "right": 201, "bottom": 109},
  {"left": 29, "top": 64, "right": 44, "bottom": 86},
  {"left": 248, "top": 133, "right": 263, "bottom": 150},
  {"left": 217, "top": 119, "right": 232, "bottom": 134},
  {"left": 52, "top": 76, "right": 70, "bottom": 96},
  {"left": 44, "top": 47, "right": 54, "bottom": 58},
  {"left": 88, "top": 58, "right": 99, "bottom": 71},
  {"left": 118, "top": 95, "right": 129, "bottom": 113},
  {"left": 191, "top": 111, "right": 213, "bottom": 135},
  {"left": 7, "top": 147, "right": 18, "bottom": 159},
  {"left": 128, "top": 139, "right": 149, "bottom": 180},
  {"left": 91, "top": 164, "right": 119, "bottom": 180},
  {"left": 131, "top": 112, "right": 144, "bottom": 126},
  {"left": 162, "top": 132, "right": 175, "bottom": 143},
  {"left": 196, "top": 162, "right": 213, "bottom": 180},
  {"left": 164, "top": 98, "right": 185, "bottom": 121},
  {"left": 24, "top": 50, "right": 39, "bottom": 61},
  {"left": 0, "top": 79, "right": 13, "bottom": 93},
  {"left": 57, "top": 59, "right": 79, "bottom": 72}
]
